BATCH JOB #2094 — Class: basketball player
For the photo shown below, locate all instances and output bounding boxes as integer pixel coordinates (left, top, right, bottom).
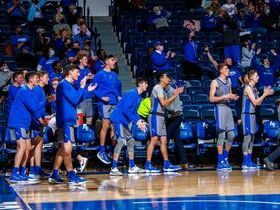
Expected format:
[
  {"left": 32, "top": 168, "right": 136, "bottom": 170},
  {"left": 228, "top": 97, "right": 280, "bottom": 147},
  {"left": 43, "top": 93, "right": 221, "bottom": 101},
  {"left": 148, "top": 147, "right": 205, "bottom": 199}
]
[
  {"left": 209, "top": 64, "right": 239, "bottom": 170},
  {"left": 242, "top": 70, "right": 274, "bottom": 169}
]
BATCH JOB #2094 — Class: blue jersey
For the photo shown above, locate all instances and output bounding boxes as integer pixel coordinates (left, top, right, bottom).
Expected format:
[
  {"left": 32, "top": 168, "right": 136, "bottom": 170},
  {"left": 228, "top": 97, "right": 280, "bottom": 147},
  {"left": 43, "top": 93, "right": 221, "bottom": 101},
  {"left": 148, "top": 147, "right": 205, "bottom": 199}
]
[
  {"left": 8, "top": 85, "right": 43, "bottom": 129},
  {"left": 7, "top": 84, "right": 21, "bottom": 113},
  {"left": 38, "top": 56, "right": 59, "bottom": 74},
  {"left": 252, "top": 55, "right": 280, "bottom": 87},
  {"left": 74, "top": 66, "right": 92, "bottom": 99},
  {"left": 110, "top": 88, "right": 141, "bottom": 126},
  {"left": 228, "top": 67, "right": 241, "bottom": 89},
  {"left": 93, "top": 60, "right": 105, "bottom": 73},
  {"left": 92, "top": 70, "right": 122, "bottom": 105},
  {"left": 56, "top": 79, "right": 85, "bottom": 128}
]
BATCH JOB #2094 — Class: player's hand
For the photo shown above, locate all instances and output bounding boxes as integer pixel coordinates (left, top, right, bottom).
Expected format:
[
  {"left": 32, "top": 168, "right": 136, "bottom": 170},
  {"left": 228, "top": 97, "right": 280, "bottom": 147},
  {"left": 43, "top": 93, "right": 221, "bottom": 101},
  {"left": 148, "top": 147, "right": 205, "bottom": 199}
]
[
  {"left": 137, "top": 120, "right": 148, "bottom": 132},
  {"left": 102, "top": 96, "right": 110, "bottom": 102},
  {"left": 88, "top": 83, "right": 97, "bottom": 92},
  {"left": 117, "top": 96, "right": 122, "bottom": 101},
  {"left": 270, "top": 49, "right": 277, "bottom": 56},
  {"left": 80, "top": 76, "right": 87, "bottom": 88},
  {"left": 264, "top": 86, "right": 274, "bottom": 96},
  {"left": 174, "top": 87, "right": 184, "bottom": 96},
  {"left": 256, "top": 48, "right": 262, "bottom": 54}
]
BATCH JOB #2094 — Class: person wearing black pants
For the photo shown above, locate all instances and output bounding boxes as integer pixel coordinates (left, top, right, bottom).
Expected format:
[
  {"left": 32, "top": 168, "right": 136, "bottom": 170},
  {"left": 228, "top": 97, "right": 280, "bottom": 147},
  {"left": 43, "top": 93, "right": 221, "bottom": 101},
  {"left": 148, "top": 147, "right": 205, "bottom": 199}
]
[
  {"left": 264, "top": 146, "right": 280, "bottom": 171},
  {"left": 165, "top": 85, "right": 195, "bottom": 169}
]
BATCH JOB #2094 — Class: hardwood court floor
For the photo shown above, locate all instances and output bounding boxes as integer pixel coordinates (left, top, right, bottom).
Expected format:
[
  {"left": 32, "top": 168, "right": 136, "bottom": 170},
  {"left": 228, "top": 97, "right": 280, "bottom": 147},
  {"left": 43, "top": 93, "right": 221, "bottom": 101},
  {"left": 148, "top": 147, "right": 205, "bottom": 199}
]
[{"left": 9, "top": 170, "right": 280, "bottom": 208}]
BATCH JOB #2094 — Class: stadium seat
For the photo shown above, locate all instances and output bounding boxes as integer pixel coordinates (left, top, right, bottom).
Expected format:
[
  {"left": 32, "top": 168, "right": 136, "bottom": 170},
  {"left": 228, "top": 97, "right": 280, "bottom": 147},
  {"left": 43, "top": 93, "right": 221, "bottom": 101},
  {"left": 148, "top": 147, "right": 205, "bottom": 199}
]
[{"left": 192, "top": 94, "right": 209, "bottom": 104}]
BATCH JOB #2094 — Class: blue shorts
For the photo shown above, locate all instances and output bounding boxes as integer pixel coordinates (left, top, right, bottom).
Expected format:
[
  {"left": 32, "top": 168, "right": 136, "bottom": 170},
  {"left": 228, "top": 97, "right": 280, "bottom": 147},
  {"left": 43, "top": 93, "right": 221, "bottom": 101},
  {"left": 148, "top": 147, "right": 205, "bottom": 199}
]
[
  {"left": 30, "top": 125, "right": 44, "bottom": 139},
  {"left": 148, "top": 114, "right": 166, "bottom": 137},
  {"left": 10, "top": 128, "right": 31, "bottom": 140},
  {"left": 98, "top": 103, "right": 115, "bottom": 119},
  {"left": 57, "top": 126, "right": 75, "bottom": 143},
  {"left": 113, "top": 122, "right": 133, "bottom": 141},
  {"left": 242, "top": 113, "right": 258, "bottom": 135}
]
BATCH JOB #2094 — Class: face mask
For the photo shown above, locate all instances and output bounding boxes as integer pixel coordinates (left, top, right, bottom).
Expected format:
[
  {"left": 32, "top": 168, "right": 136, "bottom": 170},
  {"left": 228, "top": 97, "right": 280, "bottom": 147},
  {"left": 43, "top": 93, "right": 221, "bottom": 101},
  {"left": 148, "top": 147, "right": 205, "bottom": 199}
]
[
  {"left": 156, "top": 11, "right": 161, "bottom": 15},
  {"left": 73, "top": 48, "right": 80, "bottom": 52},
  {"left": 73, "top": 9, "right": 77, "bottom": 14},
  {"left": 209, "top": 11, "right": 213, "bottom": 16},
  {"left": 265, "top": 9, "right": 270, "bottom": 15},
  {"left": 49, "top": 50, "right": 55, "bottom": 57},
  {"left": 2, "top": 68, "right": 9, "bottom": 72},
  {"left": 59, "top": 8, "right": 63, "bottom": 13}
]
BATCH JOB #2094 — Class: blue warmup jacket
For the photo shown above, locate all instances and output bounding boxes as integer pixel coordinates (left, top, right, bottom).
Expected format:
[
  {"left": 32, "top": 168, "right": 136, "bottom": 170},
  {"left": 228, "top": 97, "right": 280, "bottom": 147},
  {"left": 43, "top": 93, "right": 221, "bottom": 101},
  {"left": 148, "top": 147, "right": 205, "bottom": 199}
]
[
  {"left": 8, "top": 85, "right": 43, "bottom": 129},
  {"left": 7, "top": 84, "right": 21, "bottom": 113},
  {"left": 184, "top": 41, "right": 198, "bottom": 63},
  {"left": 110, "top": 88, "right": 141, "bottom": 126},
  {"left": 91, "top": 70, "right": 122, "bottom": 105},
  {"left": 74, "top": 66, "right": 92, "bottom": 99},
  {"left": 56, "top": 79, "right": 85, "bottom": 128}
]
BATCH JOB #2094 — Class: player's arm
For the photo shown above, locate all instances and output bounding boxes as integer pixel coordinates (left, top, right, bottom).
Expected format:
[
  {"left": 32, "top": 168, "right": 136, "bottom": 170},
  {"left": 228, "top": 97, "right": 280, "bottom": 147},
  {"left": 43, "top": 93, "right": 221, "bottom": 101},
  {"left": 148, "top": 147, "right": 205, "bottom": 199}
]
[{"left": 245, "top": 86, "right": 274, "bottom": 107}]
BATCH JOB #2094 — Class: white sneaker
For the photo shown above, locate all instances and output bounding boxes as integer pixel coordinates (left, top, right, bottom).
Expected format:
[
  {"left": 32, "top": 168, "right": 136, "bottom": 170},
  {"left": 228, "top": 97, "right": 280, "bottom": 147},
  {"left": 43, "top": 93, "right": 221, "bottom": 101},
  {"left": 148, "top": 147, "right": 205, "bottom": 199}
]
[
  {"left": 79, "top": 157, "right": 88, "bottom": 172},
  {"left": 109, "top": 167, "right": 123, "bottom": 176},
  {"left": 128, "top": 165, "right": 145, "bottom": 174}
]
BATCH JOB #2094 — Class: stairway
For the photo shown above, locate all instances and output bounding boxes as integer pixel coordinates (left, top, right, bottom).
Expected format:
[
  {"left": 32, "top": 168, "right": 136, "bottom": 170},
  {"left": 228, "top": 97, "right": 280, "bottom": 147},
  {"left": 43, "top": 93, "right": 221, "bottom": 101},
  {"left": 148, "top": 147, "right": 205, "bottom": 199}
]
[{"left": 93, "top": 17, "right": 134, "bottom": 92}]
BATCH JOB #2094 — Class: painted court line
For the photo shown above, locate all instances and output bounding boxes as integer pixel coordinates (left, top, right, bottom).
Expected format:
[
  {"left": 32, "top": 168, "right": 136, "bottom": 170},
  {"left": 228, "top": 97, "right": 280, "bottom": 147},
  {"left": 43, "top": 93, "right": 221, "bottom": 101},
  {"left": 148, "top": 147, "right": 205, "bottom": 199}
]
[{"left": 132, "top": 199, "right": 280, "bottom": 205}]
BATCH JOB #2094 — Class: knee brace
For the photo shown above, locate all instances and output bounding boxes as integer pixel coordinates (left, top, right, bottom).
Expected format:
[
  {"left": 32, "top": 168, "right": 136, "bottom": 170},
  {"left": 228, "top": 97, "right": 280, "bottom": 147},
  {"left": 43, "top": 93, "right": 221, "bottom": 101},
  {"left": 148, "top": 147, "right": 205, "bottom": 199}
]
[
  {"left": 217, "top": 131, "right": 226, "bottom": 147},
  {"left": 242, "top": 135, "right": 251, "bottom": 153},
  {"left": 225, "top": 130, "right": 235, "bottom": 147},
  {"left": 114, "top": 139, "right": 126, "bottom": 154},
  {"left": 127, "top": 138, "right": 135, "bottom": 154}
]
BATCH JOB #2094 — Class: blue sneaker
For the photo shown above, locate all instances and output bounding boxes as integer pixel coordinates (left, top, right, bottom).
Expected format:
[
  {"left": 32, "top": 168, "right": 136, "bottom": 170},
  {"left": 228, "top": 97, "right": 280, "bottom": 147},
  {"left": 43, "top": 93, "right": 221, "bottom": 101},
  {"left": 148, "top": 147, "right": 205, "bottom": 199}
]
[
  {"left": 10, "top": 173, "right": 27, "bottom": 183},
  {"left": 217, "top": 161, "right": 231, "bottom": 171},
  {"left": 26, "top": 173, "right": 40, "bottom": 184},
  {"left": 36, "top": 169, "right": 49, "bottom": 178},
  {"left": 145, "top": 164, "right": 161, "bottom": 173},
  {"left": 223, "top": 159, "right": 232, "bottom": 171},
  {"left": 249, "top": 161, "right": 259, "bottom": 170},
  {"left": 242, "top": 162, "right": 251, "bottom": 170},
  {"left": 164, "top": 163, "right": 182, "bottom": 172},
  {"left": 97, "top": 151, "right": 111, "bottom": 164},
  {"left": 48, "top": 172, "right": 64, "bottom": 184},
  {"left": 68, "top": 174, "right": 86, "bottom": 185}
]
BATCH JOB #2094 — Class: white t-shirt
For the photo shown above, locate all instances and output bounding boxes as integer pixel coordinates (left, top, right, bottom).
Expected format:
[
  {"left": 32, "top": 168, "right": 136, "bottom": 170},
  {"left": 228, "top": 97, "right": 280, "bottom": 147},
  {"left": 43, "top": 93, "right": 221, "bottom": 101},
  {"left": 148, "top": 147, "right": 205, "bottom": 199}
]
[{"left": 222, "top": 3, "right": 236, "bottom": 17}]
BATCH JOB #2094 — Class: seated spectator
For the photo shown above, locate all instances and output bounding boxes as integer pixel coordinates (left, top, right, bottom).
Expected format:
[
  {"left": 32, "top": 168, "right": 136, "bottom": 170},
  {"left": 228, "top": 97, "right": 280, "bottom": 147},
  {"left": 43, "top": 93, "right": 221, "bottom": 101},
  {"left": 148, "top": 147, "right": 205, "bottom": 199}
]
[
  {"left": 11, "top": 25, "right": 31, "bottom": 54},
  {"left": 217, "top": 8, "right": 240, "bottom": 65},
  {"left": 55, "top": 28, "right": 72, "bottom": 59},
  {"left": 183, "top": 31, "right": 200, "bottom": 80},
  {"left": 66, "top": 4, "right": 81, "bottom": 27},
  {"left": 37, "top": 47, "right": 59, "bottom": 74},
  {"left": 182, "top": 19, "right": 198, "bottom": 32},
  {"left": 201, "top": 7, "right": 218, "bottom": 32},
  {"left": 130, "top": 0, "right": 146, "bottom": 10},
  {"left": 260, "top": 4, "right": 279, "bottom": 30},
  {"left": 148, "top": 5, "right": 171, "bottom": 29},
  {"left": 66, "top": 41, "right": 80, "bottom": 63},
  {"left": 209, "top": 0, "right": 221, "bottom": 15},
  {"left": 72, "top": 17, "right": 91, "bottom": 37},
  {"left": 53, "top": 11, "right": 71, "bottom": 35},
  {"left": 34, "top": 28, "right": 50, "bottom": 57},
  {"left": 251, "top": 48, "right": 280, "bottom": 88},
  {"left": 6, "top": 0, "right": 27, "bottom": 26},
  {"left": 221, "top": 0, "right": 237, "bottom": 17},
  {"left": 0, "top": 61, "right": 13, "bottom": 103},
  {"left": 27, "top": 0, "right": 48, "bottom": 26},
  {"left": 73, "top": 23, "right": 92, "bottom": 49},
  {"left": 49, "top": 61, "right": 63, "bottom": 84},
  {"left": 151, "top": 41, "right": 175, "bottom": 73},
  {"left": 93, "top": 49, "right": 106, "bottom": 73}
]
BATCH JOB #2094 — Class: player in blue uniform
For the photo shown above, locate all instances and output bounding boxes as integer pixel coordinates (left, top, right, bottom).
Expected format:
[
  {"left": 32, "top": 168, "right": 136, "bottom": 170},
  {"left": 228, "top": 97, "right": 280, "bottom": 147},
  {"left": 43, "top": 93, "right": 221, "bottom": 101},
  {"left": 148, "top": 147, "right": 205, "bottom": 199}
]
[
  {"left": 8, "top": 72, "right": 46, "bottom": 183},
  {"left": 91, "top": 55, "right": 122, "bottom": 165},
  {"left": 49, "top": 65, "right": 97, "bottom": 185},
  {"left": 29, "top": 71, "right": 49, "bottom": 179},
  {"left": 109, "top": 77, "right": 148, "bottom": 175}
]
